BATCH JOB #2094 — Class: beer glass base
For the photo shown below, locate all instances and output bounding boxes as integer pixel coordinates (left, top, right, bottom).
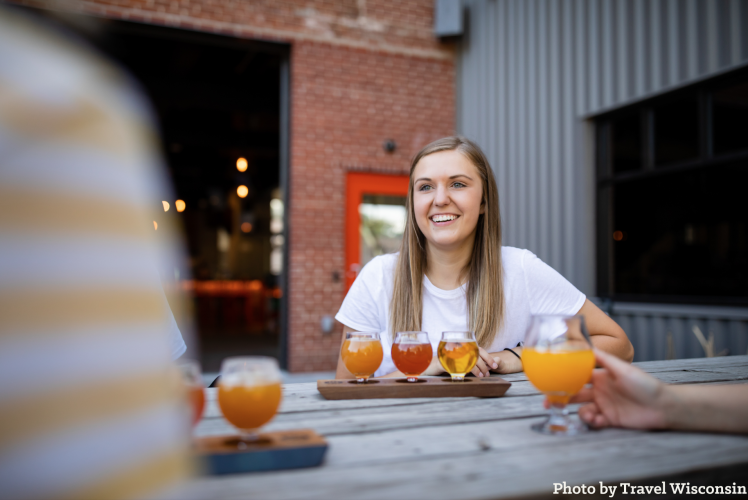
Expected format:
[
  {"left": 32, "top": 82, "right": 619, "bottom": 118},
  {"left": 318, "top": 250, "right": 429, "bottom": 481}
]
[
  {"left": 450, "top": 375, "right": 466, "bottom": 381},
  {"left": 531, "top": 405, "right": 588, "bottom": 436}
]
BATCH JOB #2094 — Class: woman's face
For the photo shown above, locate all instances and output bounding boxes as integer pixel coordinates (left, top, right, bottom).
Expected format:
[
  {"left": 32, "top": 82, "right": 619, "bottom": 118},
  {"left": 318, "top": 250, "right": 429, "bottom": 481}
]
[{"left": 412, "top": 150, "right": 485, "bottom": 252}]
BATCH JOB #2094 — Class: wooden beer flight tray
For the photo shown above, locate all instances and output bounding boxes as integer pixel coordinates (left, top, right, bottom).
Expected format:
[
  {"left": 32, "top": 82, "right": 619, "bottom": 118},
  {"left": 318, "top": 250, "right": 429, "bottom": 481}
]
[
  {"left": 317, "top": 377, "right": 512, "bottom": 400},
  {"left": 194, "top": 429, "right": 328, "bottom": 475}
]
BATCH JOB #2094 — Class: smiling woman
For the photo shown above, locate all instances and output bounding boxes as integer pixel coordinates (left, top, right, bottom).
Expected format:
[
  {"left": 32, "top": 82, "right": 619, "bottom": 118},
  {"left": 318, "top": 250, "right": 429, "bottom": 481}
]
[{"left": 335, "top": 137, "right": 634, "bottom": 381}]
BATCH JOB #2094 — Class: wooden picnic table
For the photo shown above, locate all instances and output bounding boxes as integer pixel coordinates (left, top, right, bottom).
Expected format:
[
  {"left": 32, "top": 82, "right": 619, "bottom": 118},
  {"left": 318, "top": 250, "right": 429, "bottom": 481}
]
[{"left": 189, "top": 356, "right": 748, "bottom": 499}]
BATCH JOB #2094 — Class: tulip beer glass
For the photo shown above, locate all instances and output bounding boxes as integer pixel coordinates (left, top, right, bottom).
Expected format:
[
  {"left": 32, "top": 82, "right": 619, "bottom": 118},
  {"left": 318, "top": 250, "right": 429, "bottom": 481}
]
[
  {"left": 217, "top": 356, "right": 282, "bottom": 441},
  {"left": 437, "top": 331, "right": 479, "bottom": 381},
  {"left": 178, "top": 359, "right": 205, "bottom": 428},
  {"left": 341, "top": 332, "right": 383, "bottom": 383},
  {"left": 392, "top": 331, "right": 433, "bottom": 382},
  {"left": 523, "top": 314, "right": 594, "bottom": 435}
]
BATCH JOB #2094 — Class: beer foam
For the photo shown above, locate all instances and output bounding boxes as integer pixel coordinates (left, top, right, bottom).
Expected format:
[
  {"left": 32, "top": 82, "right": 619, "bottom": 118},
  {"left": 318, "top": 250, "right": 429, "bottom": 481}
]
[{"left": 221, "top": 372, "right": 279, "bottom": 387}]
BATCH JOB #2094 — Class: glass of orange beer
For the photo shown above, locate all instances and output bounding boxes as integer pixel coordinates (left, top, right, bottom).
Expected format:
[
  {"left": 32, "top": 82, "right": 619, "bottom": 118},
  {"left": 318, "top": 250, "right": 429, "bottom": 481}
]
[
  {"left": 523, "top": 314, "right": 594, "bottom": 435},
  {"left": 218, "top": 356, "right": 282, "bottom": 441},
  {"left": 392, "top": 331, "right": 433, "bottom": 382},
  {"left": 178, "top": 359, "right": 205, "bottom": 428},
  {"left": 437, "top": 331, "right": 479, "bottom": 381},
  {"left": 341, "top": 332, "right": 383, "bottom": 383}
]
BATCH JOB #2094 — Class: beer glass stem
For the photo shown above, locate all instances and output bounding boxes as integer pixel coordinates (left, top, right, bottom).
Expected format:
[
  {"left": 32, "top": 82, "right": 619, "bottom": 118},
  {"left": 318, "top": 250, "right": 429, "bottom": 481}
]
[
  {"left": 356, "top": 376, "right": 368, "bottom": 383},
  {"left": 407, "top": 376, "right": 418, "bottom": 382},
  {"left": 238, "top": 430, "right": 260, "bottom": 443},
  {"left": 547, "top": 403, "right": 570, "bottom": 429},
  {"left": 451, "top": 375, "right": 465, "bottom": 381},
  {"left": 531, "top": 400, "right": 586, "bottom": 435}
]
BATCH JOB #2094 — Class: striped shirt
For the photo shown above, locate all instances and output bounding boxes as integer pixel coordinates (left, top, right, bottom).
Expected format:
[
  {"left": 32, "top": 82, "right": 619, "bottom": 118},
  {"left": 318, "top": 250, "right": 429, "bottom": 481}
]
[{"left": 0, "top": 8, "right": 191, "bottom": 499}]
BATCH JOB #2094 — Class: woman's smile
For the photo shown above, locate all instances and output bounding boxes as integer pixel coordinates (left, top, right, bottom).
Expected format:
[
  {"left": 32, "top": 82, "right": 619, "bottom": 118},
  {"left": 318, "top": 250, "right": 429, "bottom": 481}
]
[{"left": 430, "top": 213, "right": 460, "bottom": 226}]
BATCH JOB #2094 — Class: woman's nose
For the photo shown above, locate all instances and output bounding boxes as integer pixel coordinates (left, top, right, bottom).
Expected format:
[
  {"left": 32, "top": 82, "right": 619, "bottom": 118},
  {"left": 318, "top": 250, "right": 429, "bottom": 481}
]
[{"left": 434, "top": 185, "right": 450, "bottom": 206}]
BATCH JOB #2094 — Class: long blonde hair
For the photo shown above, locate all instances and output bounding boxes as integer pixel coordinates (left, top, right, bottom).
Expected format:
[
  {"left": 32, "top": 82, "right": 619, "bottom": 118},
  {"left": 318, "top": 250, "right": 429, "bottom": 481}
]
[{"left": 389, "top": 136, "right": 504, "bottom": 348}]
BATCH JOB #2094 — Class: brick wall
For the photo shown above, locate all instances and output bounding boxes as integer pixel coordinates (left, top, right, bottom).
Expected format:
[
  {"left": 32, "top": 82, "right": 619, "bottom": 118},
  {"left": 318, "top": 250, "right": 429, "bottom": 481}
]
[
  {"left": 21, "top": 0, "right": 455, "bottom": 371},
  {"left": 289, "top": 41, "right": 454, "bottom": 371}
]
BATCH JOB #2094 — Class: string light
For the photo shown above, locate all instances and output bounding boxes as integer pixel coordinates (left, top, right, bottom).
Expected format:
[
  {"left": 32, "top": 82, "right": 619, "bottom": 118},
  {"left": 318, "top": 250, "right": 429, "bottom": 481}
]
[
  {"left": 241, "top": 222, "right": 253, "bottom": 233},
  {"left": 175, "top": 199, "right": 186, "bottom": 212},
  {"left": 236, "top": 157, "right": 248, "bottom": 172},
  {"left": 237, "top": 185, "right": 249, "bottom": 198},
  {"left": 153, "top": 221, "right": 158, "bottom": 231},
  {"left": 162, "top": 201, "right": 170, "bottom": 212}
]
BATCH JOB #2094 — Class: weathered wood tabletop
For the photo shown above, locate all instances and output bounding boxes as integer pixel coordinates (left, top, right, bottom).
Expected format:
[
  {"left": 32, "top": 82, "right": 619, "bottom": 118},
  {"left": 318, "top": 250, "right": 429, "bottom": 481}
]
[{"left": 189, "top": 356, "right": 748, "bottom": 499}]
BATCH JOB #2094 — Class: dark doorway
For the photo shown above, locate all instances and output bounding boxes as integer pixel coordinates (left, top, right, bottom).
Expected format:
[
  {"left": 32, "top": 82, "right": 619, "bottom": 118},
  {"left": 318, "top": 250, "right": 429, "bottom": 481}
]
[{"left": 98, "top": 22, "right": 290, "bottom": 371}]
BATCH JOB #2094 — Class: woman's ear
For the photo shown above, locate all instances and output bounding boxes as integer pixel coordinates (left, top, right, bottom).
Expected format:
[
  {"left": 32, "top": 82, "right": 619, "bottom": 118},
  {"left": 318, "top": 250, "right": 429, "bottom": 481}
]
[{"left": 480, "top": 199, "right": 486, "bottom": 214}]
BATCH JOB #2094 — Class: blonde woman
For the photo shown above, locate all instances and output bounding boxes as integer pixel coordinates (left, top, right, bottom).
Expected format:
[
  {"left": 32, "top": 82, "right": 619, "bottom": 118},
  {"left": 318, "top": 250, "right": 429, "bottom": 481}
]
[{"left": 335, "top": 137, "right": 633, "bottom": 380}]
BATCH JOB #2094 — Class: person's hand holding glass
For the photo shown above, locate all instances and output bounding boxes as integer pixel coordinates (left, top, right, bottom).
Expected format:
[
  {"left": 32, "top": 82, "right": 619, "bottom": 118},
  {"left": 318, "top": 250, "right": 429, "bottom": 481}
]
[{"left": 523, "top": 315, "right": 594, "bottom": 435}]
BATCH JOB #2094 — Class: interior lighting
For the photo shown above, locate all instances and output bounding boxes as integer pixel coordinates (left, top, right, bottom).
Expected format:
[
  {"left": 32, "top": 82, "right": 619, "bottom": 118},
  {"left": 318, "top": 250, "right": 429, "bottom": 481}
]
[
  {"left": 175, "top": 199, "right": 186, "bottom": 212},
  {"left": 162, "top": 201, "right": 170, "bottom": 212},
  {"left": 153, "top": 221, "right": 158, "bottom": 231},
  {"left": 241, "top": 222, "right": 253, "bottom": 233},
  {"left": 237, "top": 185, "right": 249, "bottom": 198},
  {"left": 613, "top": 230, "right": 623, "bottom": 241},
  {"left": 236, "top": 157, "right": 248, "bottom": 172}
]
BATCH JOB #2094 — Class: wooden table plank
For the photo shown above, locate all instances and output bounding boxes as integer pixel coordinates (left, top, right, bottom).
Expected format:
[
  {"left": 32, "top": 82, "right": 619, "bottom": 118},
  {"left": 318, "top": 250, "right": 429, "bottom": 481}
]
[
  {"left": 189, "top": 356, "right": 748, "bottom": 499},
  {"left": 189, "top": 425, "right": 748, "bottom": 500}
]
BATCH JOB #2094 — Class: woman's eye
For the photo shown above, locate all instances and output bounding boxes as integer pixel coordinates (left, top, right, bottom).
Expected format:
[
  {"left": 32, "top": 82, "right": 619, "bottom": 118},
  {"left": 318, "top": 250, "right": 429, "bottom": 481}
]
[
  {"left": 418, "top": 184, "right": 432, "bottom": 191},
  {"left": 452, "top": 182, "right": 466, "bottom": 188}
]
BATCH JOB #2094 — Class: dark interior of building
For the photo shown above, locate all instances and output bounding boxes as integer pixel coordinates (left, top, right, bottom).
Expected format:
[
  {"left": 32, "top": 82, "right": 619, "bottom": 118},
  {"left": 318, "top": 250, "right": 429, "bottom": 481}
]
[{"left": 96, "top": 21, "right": 287, "bottom": 370}]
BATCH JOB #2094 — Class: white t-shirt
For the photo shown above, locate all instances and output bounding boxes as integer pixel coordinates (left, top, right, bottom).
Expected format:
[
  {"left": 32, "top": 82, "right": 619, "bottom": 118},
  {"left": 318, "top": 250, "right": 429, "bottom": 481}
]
[{"left": 335, "top": 246, "right": 586, "bottom": 377}]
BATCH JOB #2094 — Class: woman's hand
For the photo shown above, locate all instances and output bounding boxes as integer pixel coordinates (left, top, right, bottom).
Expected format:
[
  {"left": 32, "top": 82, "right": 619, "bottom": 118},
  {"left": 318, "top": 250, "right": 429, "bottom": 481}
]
[
  {"left": 486, "top": 348, "right": 523, "bottom": 375},
  {"left": 469, "top": 347, "right": 498, "bottom": 377}
]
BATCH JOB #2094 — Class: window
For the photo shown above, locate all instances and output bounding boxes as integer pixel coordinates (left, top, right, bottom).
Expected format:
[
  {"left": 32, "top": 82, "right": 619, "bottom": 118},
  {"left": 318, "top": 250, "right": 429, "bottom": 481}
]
[{"left": 596, "top": 66, "right": 748, "bottom": 305}]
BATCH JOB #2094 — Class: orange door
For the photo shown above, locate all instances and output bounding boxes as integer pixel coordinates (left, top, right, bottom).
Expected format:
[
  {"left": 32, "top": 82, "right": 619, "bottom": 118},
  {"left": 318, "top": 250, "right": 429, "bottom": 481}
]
[{"left": 345, "top": 172, "right": 410, "bottom": 290}]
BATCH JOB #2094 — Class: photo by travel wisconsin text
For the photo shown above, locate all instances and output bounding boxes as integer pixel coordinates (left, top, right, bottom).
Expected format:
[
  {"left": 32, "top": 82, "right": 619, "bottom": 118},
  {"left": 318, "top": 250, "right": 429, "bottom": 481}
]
[{"left": 553, "top": 481, "right": 747, "bottom": 496}]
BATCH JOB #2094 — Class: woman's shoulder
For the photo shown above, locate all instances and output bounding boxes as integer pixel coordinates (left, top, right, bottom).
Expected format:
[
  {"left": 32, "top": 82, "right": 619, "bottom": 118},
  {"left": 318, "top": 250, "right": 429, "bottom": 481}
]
[
  {"left": 357, "top": 253, "right": 398, "bottom": 284},
  {"left": 500, "top": 246, "right": 533, "bottom": 269}
]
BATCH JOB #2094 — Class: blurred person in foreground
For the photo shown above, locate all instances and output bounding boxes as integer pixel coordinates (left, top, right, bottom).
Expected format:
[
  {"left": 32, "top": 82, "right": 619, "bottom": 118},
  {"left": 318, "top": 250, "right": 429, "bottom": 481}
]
[
  {"left": 569, "top": 350, "right": 748, "bottom": 434},
  {"left": 0, "top": 6, "right": 193, "bottom": 499}
]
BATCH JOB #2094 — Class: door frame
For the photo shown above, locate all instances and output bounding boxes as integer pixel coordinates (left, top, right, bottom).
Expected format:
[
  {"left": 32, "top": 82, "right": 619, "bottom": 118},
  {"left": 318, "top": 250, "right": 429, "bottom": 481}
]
[{"left": 345, "top": 172, "right": 410, "bottom": 290}]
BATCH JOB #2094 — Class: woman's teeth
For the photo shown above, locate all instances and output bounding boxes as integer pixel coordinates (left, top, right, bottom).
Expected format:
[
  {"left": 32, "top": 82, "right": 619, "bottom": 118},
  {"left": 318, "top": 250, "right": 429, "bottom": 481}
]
[{"left": 431, "top": 214, "right": 457, "bottom": 222}]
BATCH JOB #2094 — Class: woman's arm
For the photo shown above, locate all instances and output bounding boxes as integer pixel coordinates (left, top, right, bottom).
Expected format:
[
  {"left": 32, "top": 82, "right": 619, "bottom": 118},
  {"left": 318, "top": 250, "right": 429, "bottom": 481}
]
[
  {"left": 578, "top": 299, "right": 634, "bottom": 362},
  {"left": 573, "top": 349, "right": 748, "bottom": 434},
  {"left": 486, "top": 298, "right": 634, "bottom": 374}
]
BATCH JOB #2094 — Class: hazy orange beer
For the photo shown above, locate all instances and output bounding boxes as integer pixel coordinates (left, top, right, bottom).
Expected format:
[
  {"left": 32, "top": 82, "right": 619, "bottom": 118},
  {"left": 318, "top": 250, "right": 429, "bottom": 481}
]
[
  {"left": 218, "top": 382, "right": 282, "bottom": 430},
  {"left": 437, "top": 331, "right": 479, "bottom": 381},
  {"left": 522, "top": 347, "right": 594, "bottom": 405},
  {"left": 392, "top": 331, "right": 432, "bottom": 382},
  {"left": 188, "top": 385, "right": 206, "bottom": 427},
  {"left": 217, "top": 356, "right": 282, "bottom": 440},
  {"left": 178, "top": 359, "right": 206, "bottom": 427},
  {"left": 341, "top": 332, "right": 383, "bottom": 383}
]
